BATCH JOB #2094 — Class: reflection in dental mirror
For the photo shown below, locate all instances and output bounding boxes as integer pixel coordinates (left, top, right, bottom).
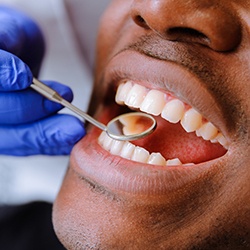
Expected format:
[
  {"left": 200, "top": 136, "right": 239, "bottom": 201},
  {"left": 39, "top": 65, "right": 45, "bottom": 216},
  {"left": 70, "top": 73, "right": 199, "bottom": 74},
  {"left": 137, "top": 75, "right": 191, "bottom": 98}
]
[
  {"left": 31, "top": 78, "right": 156, "bottom": 141},
  {"left": 107, "top": 112, "right": 157, "bottom": 141}
]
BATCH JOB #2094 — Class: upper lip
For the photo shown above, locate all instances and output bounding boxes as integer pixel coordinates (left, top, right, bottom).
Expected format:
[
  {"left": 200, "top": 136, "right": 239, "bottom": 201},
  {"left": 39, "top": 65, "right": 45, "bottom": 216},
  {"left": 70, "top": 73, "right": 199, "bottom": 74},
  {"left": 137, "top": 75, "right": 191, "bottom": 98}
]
[{"left": 102, "top": 49, "right": 230, "bottom": 140}]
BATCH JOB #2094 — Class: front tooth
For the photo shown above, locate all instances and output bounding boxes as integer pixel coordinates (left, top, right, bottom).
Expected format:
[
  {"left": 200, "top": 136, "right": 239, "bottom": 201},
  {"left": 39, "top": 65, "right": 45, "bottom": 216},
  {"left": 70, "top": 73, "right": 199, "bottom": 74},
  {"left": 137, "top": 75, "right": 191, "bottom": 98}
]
[
  {"left": 110, "top": 140, "right": 125, "bottom": 155},
  {"left": 166, "top": 158, "right": 182, "bottom": 166},
  {"left": 131, "top": 146, "right": 150, "bottom": 163},
  {"left": 120, "top": 141, "right": 136, "bottom": 159},
  {"left": 181, "top": 108, "right": 202, "bottom": 133},
  {"left": 140, "top": 90, "right": 166, "bottom": 115},
  {"left": 161, "top": 99, "right": 185, "bottom": 123},
  {"left": 197, "top": 122, "right": 218, "bottom": 140},
  {"left": 115, "top": 81, "right": 133, "bottom": 104},
  {"left": 148, "top": 153, "right": 166, "bottom": 166},
  {"left": 125, "top": 84, "right": 147, "bottom": 108}
]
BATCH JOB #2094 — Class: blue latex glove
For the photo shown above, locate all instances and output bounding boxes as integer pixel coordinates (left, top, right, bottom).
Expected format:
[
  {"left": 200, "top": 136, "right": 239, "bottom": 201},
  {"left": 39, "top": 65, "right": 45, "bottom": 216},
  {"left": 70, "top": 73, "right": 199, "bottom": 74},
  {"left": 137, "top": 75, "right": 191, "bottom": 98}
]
[{"left": 0, "top": 6, "right": 85, "bottom": 156}]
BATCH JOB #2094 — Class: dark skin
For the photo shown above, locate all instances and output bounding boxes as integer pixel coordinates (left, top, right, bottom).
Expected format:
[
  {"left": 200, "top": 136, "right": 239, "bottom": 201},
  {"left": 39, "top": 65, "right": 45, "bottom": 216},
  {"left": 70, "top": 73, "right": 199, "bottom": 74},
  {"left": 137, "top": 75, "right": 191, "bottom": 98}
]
[{"left": 53, "top": 0, "right": 250, "bottom": 249}]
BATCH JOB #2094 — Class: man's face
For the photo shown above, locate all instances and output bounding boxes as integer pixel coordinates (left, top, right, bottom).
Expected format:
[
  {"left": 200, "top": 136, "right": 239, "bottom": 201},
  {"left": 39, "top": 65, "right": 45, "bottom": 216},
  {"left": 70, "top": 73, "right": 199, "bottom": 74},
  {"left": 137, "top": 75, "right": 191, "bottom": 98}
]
[{"left": 53, "top": 0, "right": 250, "bottom": 249}]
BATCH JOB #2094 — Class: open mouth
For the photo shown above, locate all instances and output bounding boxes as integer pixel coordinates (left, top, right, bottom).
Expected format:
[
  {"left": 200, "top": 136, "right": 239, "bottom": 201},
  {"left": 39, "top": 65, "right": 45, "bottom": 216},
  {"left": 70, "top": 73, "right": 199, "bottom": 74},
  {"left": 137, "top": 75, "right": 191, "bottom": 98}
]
[
  {"left": 71, "top": 51, "right": 232, "bottom": 195},
  {"left": 98, "top": 80, "right": 228, "bottom": 167}
]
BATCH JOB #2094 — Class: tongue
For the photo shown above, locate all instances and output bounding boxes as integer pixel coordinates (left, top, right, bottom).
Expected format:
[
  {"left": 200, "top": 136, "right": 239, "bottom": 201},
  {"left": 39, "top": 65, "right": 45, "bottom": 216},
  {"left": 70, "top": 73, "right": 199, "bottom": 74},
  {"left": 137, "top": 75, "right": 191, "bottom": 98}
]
[{"left": 133, "top": 116, "right": 227, "bottom": 164}]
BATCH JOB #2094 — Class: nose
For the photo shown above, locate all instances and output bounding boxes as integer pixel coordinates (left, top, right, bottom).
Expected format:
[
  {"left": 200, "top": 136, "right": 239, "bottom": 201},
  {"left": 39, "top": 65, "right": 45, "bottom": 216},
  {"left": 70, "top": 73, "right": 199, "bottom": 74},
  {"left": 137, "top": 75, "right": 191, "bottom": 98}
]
[{"left": 130, "top": 0, "right": 242, "bottom": 52}]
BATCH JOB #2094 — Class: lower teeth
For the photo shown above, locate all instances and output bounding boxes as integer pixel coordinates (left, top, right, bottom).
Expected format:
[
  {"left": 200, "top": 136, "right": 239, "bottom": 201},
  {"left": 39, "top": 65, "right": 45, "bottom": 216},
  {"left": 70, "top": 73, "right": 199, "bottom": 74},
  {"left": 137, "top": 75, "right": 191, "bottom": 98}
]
[{"left": 98, "top": 132, "right": 193, "bottom": 167}]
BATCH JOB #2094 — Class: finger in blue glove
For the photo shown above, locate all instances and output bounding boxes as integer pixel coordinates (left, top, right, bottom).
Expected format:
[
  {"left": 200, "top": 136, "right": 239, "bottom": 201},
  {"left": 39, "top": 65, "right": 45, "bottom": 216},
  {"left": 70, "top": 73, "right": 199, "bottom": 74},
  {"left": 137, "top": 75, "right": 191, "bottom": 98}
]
[
  {"left": 0, "top": 50, "right": 32, "bottom": 91},
  {"left": 0, "top": 114, "right": 85, "bottom": 156},
  {"left": 0, "top": 79, "right": 74, "bottom": 125}
]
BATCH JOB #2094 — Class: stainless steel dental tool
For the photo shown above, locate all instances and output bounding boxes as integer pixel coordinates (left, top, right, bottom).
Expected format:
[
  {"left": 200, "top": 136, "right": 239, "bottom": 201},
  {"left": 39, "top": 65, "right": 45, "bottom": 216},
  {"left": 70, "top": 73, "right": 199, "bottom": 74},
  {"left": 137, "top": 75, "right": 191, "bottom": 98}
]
[{"left": 31, "top": 78, "right": 157, "bottom": 141}]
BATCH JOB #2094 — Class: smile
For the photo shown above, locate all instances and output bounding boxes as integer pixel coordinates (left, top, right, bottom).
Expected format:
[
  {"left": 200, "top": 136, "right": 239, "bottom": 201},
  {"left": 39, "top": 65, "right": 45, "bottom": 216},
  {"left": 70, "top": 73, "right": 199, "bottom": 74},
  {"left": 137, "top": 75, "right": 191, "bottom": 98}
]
[
  {"left": 98, "top": 80, "right": 228, "bottom": 166},
  {"left": 71, "top": 51, "right": 231, "bottom": 195}
]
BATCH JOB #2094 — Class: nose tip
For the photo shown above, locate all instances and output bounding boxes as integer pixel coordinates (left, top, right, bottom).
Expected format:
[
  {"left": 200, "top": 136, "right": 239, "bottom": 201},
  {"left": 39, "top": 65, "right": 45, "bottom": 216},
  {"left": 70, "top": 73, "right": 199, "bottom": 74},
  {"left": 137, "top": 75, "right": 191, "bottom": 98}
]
[{"left": 131, "top": 0, "right": 242, "bottom": 52}]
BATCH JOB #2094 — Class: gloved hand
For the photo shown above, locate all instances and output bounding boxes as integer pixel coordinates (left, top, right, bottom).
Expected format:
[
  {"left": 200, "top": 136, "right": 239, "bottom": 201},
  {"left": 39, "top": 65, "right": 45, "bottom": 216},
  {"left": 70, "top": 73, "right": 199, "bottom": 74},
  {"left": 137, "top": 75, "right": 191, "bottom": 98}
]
[{"left": 0, "top": 6, "right": 85, "bottom": 156}]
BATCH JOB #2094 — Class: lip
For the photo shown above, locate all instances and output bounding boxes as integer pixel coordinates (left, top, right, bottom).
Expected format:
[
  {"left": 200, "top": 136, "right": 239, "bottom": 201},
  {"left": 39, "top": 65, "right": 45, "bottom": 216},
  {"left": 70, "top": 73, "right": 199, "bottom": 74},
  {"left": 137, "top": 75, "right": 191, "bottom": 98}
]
[
  {"left": 70, "top": 50, "right": 231, "bottom": 196},
  {"left": 71, "top": 123, "right": 229, "bottom": 196},
  {"left": 102, "top": 50, "right": 230, "bottom": 139}
]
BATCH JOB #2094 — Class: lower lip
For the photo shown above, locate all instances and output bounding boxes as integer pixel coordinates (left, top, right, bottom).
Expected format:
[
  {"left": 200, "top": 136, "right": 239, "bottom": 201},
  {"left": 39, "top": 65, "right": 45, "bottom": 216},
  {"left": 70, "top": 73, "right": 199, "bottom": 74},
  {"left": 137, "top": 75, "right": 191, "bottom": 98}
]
[{"left": 70, "top": 124, "right": 226, "bottom": 196}]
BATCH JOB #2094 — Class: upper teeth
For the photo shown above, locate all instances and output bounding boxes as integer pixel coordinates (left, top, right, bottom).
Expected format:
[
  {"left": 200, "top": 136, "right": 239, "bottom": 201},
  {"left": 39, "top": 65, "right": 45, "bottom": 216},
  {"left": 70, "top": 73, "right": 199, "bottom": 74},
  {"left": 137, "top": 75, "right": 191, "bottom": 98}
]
[{"left": 115, "top": 81, "right": 228, "bottom": 147}]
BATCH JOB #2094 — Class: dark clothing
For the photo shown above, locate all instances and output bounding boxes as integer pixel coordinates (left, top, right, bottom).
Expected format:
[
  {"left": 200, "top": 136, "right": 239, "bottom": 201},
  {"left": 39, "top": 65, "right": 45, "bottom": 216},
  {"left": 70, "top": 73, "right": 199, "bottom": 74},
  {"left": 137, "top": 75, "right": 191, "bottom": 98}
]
[{"left": 0, "top": 202, "right": 65, "bottom": 250}]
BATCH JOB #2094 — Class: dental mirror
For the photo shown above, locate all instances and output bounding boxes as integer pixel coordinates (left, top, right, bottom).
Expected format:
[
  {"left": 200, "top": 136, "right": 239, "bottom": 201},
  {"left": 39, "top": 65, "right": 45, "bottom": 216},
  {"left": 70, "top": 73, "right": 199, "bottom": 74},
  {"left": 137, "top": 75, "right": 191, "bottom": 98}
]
[
  {"left": 31, "top": 78, "right": 156, "bottom": 141},
  {"left": 106, "top": 112, "right": 156, "bottom": 141}
]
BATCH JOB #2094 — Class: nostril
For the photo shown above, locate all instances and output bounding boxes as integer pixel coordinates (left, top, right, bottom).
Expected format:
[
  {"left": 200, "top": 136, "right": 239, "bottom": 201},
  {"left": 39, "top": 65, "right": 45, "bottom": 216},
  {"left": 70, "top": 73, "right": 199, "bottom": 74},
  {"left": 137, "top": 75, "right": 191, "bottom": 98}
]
[
  {"left": 168, "top": 27, "right": 207, "bottom": 40},
  {"left": 131, "top": 3, "right": 242, "bottom": 52},
  {"left": 134, "top": 15, "right": 149, "bottom": 29},
  {"left": 167, "top": 27, "right": 210, "bottom": 45}
]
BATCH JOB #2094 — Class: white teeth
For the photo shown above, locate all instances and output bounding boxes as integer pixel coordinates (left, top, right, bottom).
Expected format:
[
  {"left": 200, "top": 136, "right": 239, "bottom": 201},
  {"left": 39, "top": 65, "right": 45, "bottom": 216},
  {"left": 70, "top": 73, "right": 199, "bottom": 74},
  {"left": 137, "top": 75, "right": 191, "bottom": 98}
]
[
  {"left": 217, "top": 135, "right": 229, "bottom": 149},
  {"left": 115, "top": 81, "right": 227, "bottom": 148},
  {"left": 111, "top": 81, "right": 229, "bottom": 164},
  {"left": 103, "top": 134, "right": 113, "bottom": 151},
  {"left": 196, "top": 122, "right": 218, "bottom": 140},
  {"left": 147, "top": 153, "right": 166, "bottom": 166},
  {"left": 183, "top": 163, "right": 195, "bottom": 167},
  {"left": 120, "top": 141, "right": 136, "bottom": 159},
  {"left": 131, "top": 147, "right": 150, "bottom": 163},
  {"left": 210, "top": 133, "right": 229, "bottom": 149},
  {"left": 110, "top": 140, "right": 124, "bottom": 155},
  {"left": 98, "top": 131, "right": 106, "bottom": 144},
  {"left": 140, "top": 90, "right": 166, "bottom": 115},
  {"left": 115, "top": 81, "right": 133, "bottom": 104},
  {"left": 166, "top": 158, "right": 182, "bottom": 166},
  {"left": 125, "top": 84, "right": 147, "bottom": 108},
  {"left": 98, "top": 132, "right": 188, "bottom": 166},
  {"left": 161, "top": 99, "right": 185, "bottom": 123},
  {"left": 180, "top": 108, "right": 203, "bottom": 133}
]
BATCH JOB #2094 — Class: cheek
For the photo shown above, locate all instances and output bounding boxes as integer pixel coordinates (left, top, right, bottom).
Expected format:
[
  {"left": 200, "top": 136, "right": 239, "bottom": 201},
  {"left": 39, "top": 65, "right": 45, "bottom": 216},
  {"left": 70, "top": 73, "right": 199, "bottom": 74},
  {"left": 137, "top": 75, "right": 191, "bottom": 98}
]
[{"left": 96, "top": 0, "right": 132, "bottom": 71}]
